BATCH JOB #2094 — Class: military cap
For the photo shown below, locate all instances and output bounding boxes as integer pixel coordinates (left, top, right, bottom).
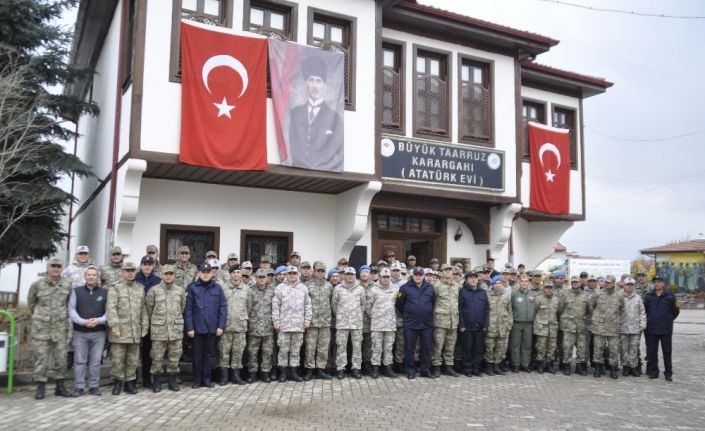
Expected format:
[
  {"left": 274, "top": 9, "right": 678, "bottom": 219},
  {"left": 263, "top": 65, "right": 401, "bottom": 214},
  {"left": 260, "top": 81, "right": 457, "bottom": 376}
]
[
  {"left": 255, "top": 268, "right": 267, "bottom": 277},
  {"left": 465, "top": 270, "right": 478, "bottom": 278},
  {"left": 286, "top": 265, "right": 299, "bottom": 273},
  {"left": 473, "top": 266, "right": 485, "bottom": 273},
  {"left": 452, "top": 266, "right": 461, "bottom": 274},
  {"left": 399, "top": 262, "right": 407, "bottom": 269},
  {"left": 111, "top": 246, "right": 123, "bottom": 254},
  {"left": 300, "top": 261, "right": 312, "bottom": 268},
  {"left": 624, "top": 277, "right": 636, "bottom": 285},
  {"left": 580, "top": 271, "right": 589, "bottom": 278},
  {"left": 359, "top": 264, "right": 370, "bottom": 272},
  {"left": 260, "top": 255, "right": 271, "bottom": 263},
  {"left": 384, "top": 250, "right": 395, "bottom": 258},
  {"left": 379, "top": 268, "right": 391, "bottom": 277},
  {"left": 47, "top": 257, "right": 63, "bottom": 267},
  {"left": 76, "top": 245, "right": 90, "bottom": 254},
  {"left": 530, "top": 270, "right": 542, "bottom": 277},
  {"left": 228, "top": 264, "right": 241, "bottom": 273},
  {"left": 441, "top": 263, "right": 453, "bottom": 270},
  {"left": 290, "top": 251, "right": 301, "bottom": 258},
  {"left": 407, "top": 255, "right": 417, "bottom": 261},
  {"left": 412, "top": 268, "right": 424, "bottom": 276},
  {"left": 85, "top": 265, "right": 99, "bottom": 272},
  {"left": 162, "top": 265, "right": 176, "bottom": 274},
  {"left": 344, "top": 266, "right": 356, "bottom": 275},
  {"left": 423, "top": 268, "right": 432, "bottom": 275},
  {"left": 146, "top": 244, "right": 158, "bottom": 253},
  {"left": 604, "top": 274, "right": 616, "bottom": 283},
  {"left": 122, "top": 262, "right": 137, "bottom": 270},
  {"left": 390, "top": 262, "right": 401, "bottom": 270},
  {"left": 338, "top": 257, "right": 349, "bottom": 266},
  {"left": 205, "top": 250, "right": 217, "bottom": 258},
  {"left": 400, "top": 268, "right": 408, "bottom": 274},
  {"left": 140, "top": 255, "right": 155, "bottom": 265},
  {"left": 430, "top": 258, "right": 439, "bottom": 264},
  {"left": 207, "top": 258, "right": 219, "bottom": 268},
  {"left": 242, "top": 270, "right": 252, "bottom": 277},
  {"left": 228, "top": 253, "right": 238, "bottom": 260},
  {"left": 481, "top": 266, "right": 490, "bottom": 273},
  {"left": 265, "top": 268, "right": 274, "bottom": 275},
  {"left": 543, "top": 278, "right": 554, "bottom": 287},
  {"left": 178, "top": 245, "right": 190, "bottom": 254},
  {"left": 241, "top": 261, "right": 253, "bottom": 269},
  {"left": 587, "top": 274, "right": 597, "bottom": 281},
  {"left": 198, "top": 262, "right": 211, "bottom": 272},
  {"left": 652, "top": 274, "right": 664, "bottom": 282},
  {"left": 274, "top": 265, "right": 287, "bottom": 275},
  {"left": 369, "top": 265, "right": 378, "bottom": 273},
  {"left": 570, "top": 276, "right": 580, "bottom": 282},
  {"left": 377, "top": 260, "right": 387, "bottom": 266},
  {"left": 313, "top": 261, "right": 326, "bottom": 270},
  {"left": 621, "top": 273, "right": 632, "bottom": 280},
  {"left": 636, "top": 270, "right": 647, "bottom": 276},
  {"left": 490, "top": 275, "right": 502, "bottom": 285}
]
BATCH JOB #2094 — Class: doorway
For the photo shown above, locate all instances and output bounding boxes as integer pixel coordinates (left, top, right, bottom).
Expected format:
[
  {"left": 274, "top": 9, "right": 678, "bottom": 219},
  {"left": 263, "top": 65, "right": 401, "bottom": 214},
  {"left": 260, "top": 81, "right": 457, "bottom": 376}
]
[{"left": 372, "top": 212, "right": 446, "bottom": 267}]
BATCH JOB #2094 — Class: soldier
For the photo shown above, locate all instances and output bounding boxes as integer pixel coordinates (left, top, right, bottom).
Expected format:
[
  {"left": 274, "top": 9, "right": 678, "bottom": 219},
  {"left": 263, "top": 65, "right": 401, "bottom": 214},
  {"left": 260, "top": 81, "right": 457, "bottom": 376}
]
[
  {"left": 274, "top": 265, "right": 287, "bottom": 285},
  {"left": 459, "top": 270, "right": 489, "bottom": 377},
  {"left": 299, "top": 261, "right": 313, "bottom": 284},
  {"left": 272, "top": 265, "right": 312, "bottom": 382},
  {"left": 590, "top": 274, "right": 625, "bottom": 378},
  {"left": 584, "top": 274, "right": 599, "bottom": 368},
  {"left": 259, "top": 255, "right": 272, "bottom": 270},
  {"left": 385, "top": 250, "right": 396, "bottom": 265},
  {"left": 533, "top": 279, "right": 559, "bottom": 374},
  {"left": 452, "top": 266, "right": 463, "bottom": 285},
  {"left": 558, "top": 275, "right": 591, "bottom": 375},
  {"left": 29, "top": 257, "right": 73, "bottom": 400},
  {"left": 406, "top": 255, "right": 417, "bottom": 269},
  {"left": 145, "top": 245, "right": 161, "bottom": 276},
  {"left": 552, "top": 271, "right": 567, "bottom": 294},
  {"left": 145, "top": 265, "right": 186, "bottom": 392},
  {"left": 396, "top": 268, "right": 435, "bottom": 379},
  {"left": 332, "top": 266, "right": 366, "bottom": 379},
  {"left": 635, "top": 270, "right": 653, "bottom": 297},
  {"left": 107, "top": 262, "right": 149, "bottom": 395},
  {"left": 175, "top": 246, "right": 198, "bottom": 288},
  {"left": 100, "top": 246, "right": 124, "bottom": 287},
  {"left": 644, "top": 275, "right": 679, "bottom": 381},
  {"left": 135, "top": 255, "right": 161, "bottom": 389},
  {"left": 429, "top": 258, "right": 440, "bottom": 272},
  {"left": 390, "top": 262, "right": 403, "bottom": 286},
  {"left": 529, "top": 271, "right": 543, "bottom": 293},
  {"left": 221, "top": 253, "right": 239, "bottom": 271},
  {"left": 579, "top": 271, "right": 589, "bottom": 290},
  {"left": 62, "top": 245, "right": 94, "bottom": 288},
  {"left": 619, "top": 277, "right": 646, "bottom": 377},
  {"left": 336, "top": 257, "right": 349, "bottom": 272},
  {"left": 431, "top": 264, "right": 460, "bottom": 377},
  {"left": 219, "top": 265, "right": 252, "bottom": 385},
  {"left": 288, "top": 251, "right": 302, "bottom": 267},
  {"left": 359, "top": 264, "right": 375, "bottom": 374},
  {"left": 247, "top": 268, "right": 276, "bottom": 383},
  {"left": 510, "top": 274, "right": 537, "bottom": 373},
  {"left": 483, "top": 276, "right": 512, "bottom": 376},
  {"left": 366, "top": 268, "right": 398, "bottom": 378},
  {"left": 485, "top": 257, "right": 498, "bottom": 278},
  {"left": 303, "top": 261, "right": 333, "bottom": 380}
]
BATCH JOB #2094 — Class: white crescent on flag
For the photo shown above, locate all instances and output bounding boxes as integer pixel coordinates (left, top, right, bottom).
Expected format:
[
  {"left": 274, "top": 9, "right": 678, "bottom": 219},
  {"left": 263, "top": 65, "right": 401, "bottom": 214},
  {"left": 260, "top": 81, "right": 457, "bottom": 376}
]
[
  {"left": 538, "top": 143, "right": 561, "bottom": 169},
  {"left": 202, "top": 54, "right": 249, "bottom": 98}
]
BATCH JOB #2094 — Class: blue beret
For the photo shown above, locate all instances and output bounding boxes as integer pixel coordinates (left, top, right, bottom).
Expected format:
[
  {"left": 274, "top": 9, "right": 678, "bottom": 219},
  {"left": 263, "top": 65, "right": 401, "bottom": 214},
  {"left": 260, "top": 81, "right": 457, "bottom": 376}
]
[
  {"left": 274, "top": 265, "right": 287, "bottom": 276},
  {"left": 490, "top": 275, "right": 502, "bottom": 285}
]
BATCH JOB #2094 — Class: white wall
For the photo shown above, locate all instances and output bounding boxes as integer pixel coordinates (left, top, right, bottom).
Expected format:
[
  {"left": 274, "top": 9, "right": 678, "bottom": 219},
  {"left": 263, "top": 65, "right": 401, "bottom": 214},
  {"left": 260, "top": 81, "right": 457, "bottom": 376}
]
[
  {"left": 140, "top": 0, "right": 376, "bottom": 174},
  {"left": 512, "top": 217, "right": 573, "bottom": 270},
  {"left": 520, "top": 86, "right": 583, "bottom": 215},
  {"left": 381, "top": 28, "right": 518, "bottom": 199},
  {"left": 447, "top": 218, "right": 486, "bottom": 269}
]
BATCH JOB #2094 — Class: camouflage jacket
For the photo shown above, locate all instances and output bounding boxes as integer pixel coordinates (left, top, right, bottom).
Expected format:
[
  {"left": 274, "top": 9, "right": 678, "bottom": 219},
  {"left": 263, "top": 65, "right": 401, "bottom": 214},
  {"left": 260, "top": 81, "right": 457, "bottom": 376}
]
[
  {"left": 175, "top": 261, "right": 198, "bottom": 289},
  {"left": 248, "top": 284, "right": 274, "bottom": 336},
  {"left": 107, "top": 280, "right": 149, "bottom": 343},
  {"left": 433, "top": 279, "right": 460, "bottom": 329},
  {"left": 100, "top": 262, "right": 123, "bottom": 287},
  {"left": 635, "top": 282, "right": 653, "bottom": 298},
  {"left": 590, "top": 289, "right": 625, "bottom": 337},
  {"left": 28, "top": 276, "right": 72, "bottom": 342},
  {"left": 360, "top": 279, "right": 376, "bottom": 332},
  {"left": 62, "top": 260, "right": 94, "bottom": 289},
  {"left": 620, "top": 292, "right": 646, "bottom": 334},
  {"left": 272, "top": 280, "right": 312, "bottom": 332},
  {"left": 487, "top": 290, "right": 512, "bottom": 337},
  {"left": 583, "top": 287, "right": 598, "bottom": 331},
  {"left": 557, "top": 288, "right": 591, "bottom": 333},
  {"left": 145, "top": 281, "right": 186, "bottom": 341},
  {"left": 533, "top": 293, "right": 559, "bottom": 337},
  {"left": 366, "top": 284, "right": 398, "bottom": 332},
  {"left": 305, "top": 278, "right": 333, "bottom": 328},
  {"left": 332, "top": 282, "right": 366, "bottom": 330},
  {"left": 223, "top": 281, "right": 252, "bottom": 333}
]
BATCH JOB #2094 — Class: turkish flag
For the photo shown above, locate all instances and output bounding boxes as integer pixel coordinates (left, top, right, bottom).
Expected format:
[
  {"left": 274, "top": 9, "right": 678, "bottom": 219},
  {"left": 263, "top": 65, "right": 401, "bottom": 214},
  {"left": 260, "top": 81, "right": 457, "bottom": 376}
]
[
  {"left": 529, "top": 122, "right": 570, "bottom": 214},
  {"left": 179, "top": 21, "right": 267, "bottom": 170}
]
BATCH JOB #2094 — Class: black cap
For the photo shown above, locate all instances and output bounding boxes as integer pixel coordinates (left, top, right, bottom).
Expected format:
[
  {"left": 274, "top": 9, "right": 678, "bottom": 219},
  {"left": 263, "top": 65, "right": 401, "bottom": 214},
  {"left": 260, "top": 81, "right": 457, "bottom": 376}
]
[
  {"left": 580, "top": 271, "right": 588, "bottom": 278},
  {"left": 140, "top": 255, "right": 155, "bottom": 265},
  {"left": 228, "top": 264, "right": 241, "bottom": 273},
  {"left": 198, "top": 262, "right": 212, "bottom": 272},
  {"left": 465, "top": 271, "right": 478, "bottom": 278}
]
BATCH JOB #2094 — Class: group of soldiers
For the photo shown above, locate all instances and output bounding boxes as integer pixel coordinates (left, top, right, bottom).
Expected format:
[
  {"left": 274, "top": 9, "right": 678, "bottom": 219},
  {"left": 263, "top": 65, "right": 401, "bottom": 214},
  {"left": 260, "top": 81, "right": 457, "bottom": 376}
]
[{"left": 27, "top": 245, "right": 679, "bottom": 400}]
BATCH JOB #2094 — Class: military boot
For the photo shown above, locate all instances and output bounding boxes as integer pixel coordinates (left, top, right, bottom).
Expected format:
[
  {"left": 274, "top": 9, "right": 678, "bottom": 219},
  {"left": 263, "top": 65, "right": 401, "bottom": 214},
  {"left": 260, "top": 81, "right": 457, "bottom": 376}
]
[
  {"left": 246, "top": 371, "right": 257, "bottom": 384},
  {"left": 232, "top": 369, "right": 245, "bottom": 385},
  {"left": 610, "top": 366, "right": 619, "bottom": 379},
  {"left": 536, "top": 361, "right": 544, "bottom": 374},
  {"left": 125, "top": 380, "right": 138, "bottom": 394},
  {"left": 152, "top": 374, "right": 162, "bottom": 393},
  {"left": 443, "top": 364, "right": 460, "bottom": 377},
  {"left": 383, "top": 365, "right": 397, "bottom": 379},
  {"left": 219, "top": 368, "right": 230, "bottom": 386},
  {"left": 351, "top": 369, "right": 362, "bottom": 379},
  {"left": 622, "top": 366, "right": 631, "bottom": 377},
  {"left": 270, "top": 367, "right": 278, "bottom": 380},
  {"left": 593, "top": 364, "right": 603, "bottom": 378},
  {"left": 576, "top": 363, "right": 587, "bottom": 376},
  {"left": 167, "top": 374, "right": 180, "bottom": 392},
  {"left": 34, "top": 382, "right": 46, "bottom": 400},
  {"left": 546, "top": 362, "right": 556, "bottom": 374},
  {"left": 289, "top": 367, "right": 303, "bottom": 382},
  {"left": 303, "top": 368, "right": 314, "bottom": 381},
  {"left": 362, "top": 361, "right": 371, "bottom": 375},
  {"left": 337, "top": 370, "right": 346, "bottom": 379},
  {"left": 563, "top": 364, "right": 572, "bottom": 376},
  {"left": 431, "top": 365, "right": 441, "bottom": 378},
  {"left": 112, "top": 380, "right": 122, "bottom": 395},
  {"left": 633, "top": 365, "right": 642, "bottom": 377},
  {"left": 278, "top": 366, "right": 288, "bottom": 383},
  {"left": 262, "top": 372, "right": 272, "bottom": 383},
  {"left": 484, "top": 362, "right": 495, "bottom": 376},
  {"left": 493, "top": 363, "right": 504, "bottom": 375},
  {"left": 370, "top": 365, "right": 380, "bottom": 379},
  {"left": 316, "top": 368, "right": 332, "bottom": 380},
  {"left": 55, "top": 379, "right": 73, "bottom": 397}
]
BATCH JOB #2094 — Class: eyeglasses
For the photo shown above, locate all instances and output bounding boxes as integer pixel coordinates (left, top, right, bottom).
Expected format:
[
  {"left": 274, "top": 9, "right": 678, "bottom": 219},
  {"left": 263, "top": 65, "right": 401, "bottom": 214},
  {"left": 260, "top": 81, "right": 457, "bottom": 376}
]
[{"left": 49, "top": 264, "right": 62, "bottom": 268}]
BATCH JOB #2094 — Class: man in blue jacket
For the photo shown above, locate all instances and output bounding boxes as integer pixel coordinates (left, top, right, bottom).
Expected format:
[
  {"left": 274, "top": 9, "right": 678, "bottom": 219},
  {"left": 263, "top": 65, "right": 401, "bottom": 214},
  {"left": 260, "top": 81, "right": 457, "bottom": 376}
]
[
  {"left": 184, "top": 263, "right": 227, "bottom": 389},
  {"left": 135, "top": 255, "right": 161, "bottom": 388},
  {"left": 643, "top": 274, "right": 679, "bottom": 381},
  {"left": 459, "top": 270, "right": 489, "bottom": 377},
  {"left": 396, "top": 268, "right": 435, "bottom": 379}
]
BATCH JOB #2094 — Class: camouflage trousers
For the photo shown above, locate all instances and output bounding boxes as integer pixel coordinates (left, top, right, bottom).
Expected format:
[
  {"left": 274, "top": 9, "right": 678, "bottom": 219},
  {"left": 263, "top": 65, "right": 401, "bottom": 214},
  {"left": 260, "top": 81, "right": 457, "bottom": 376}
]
[
  {"left": 593, "top": 334, "right": 619, "bottom": 366},
  {"left": 562, "top": 331, "right": 587, "bottom": 364},
  {"left": 484, "top": 334, "right": 507, "bottom": 364},
  {"left": 304, "top": 327, "right": 331, "bottom": 369},
  {"left": 336, "top": 328, "right": 362, "bottom": 370},
  {"left": 394, "top": 326, "right": 405, "bottom": 363},
  {"left": 219, "top": 331, "right": 246, "bottom": 369},
  {"left": 362, "top": 331, "right": 372, "bottom": 363},
  {"left": 110, "top": 343, "right": 140, "bottom": 381},
  {"left": 247, "top": 334, "right": 274, "bottom": 373},
  {"left": 32, "top": 338, "right": 67, "bottom": 382},
  {"left": 619, "top": 333, "right": 640, "bottom": 367},
  {"left": 432, "top": 327, "right": 457, "bottom": 366},
  {"left": 371, "top": 331, "right": 395, "bottom": 366},
  {"left": 277, "top": 332, "right": 303, "bottom": 367},
  {"left": 150, "top": 339, "right": 183, "bottom": 374},
  {"left": 534, "top": 335, "right": 557, "bottom": 362}
]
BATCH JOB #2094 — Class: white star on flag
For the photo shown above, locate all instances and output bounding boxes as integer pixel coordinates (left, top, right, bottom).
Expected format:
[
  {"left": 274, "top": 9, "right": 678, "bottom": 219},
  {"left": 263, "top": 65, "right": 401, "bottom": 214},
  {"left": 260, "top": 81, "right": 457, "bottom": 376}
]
[
  {"left": 213, "top": 96, "right": 235, "bottom": 119},
  {"left": 545, "top": 169, "right": 556, "bottom": 182}
]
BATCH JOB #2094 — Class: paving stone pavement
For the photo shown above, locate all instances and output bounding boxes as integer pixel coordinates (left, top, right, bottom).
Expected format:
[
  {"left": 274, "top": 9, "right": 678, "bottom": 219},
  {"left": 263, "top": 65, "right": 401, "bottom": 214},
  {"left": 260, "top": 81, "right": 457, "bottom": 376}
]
[{"left": 1, "top": 312, "right": 704, "bottom": 431}]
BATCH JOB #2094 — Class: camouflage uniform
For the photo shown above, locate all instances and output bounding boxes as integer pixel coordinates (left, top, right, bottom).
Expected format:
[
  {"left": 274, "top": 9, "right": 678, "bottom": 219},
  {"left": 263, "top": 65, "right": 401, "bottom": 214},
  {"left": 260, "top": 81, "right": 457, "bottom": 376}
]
[
  {"left": 62, "top": 260, "right": 94, "bottom": 289},
  {"left": 304, "top": 277, "right": 333, "bottom": 370},
  {"left": 220, "top": 281, "right": 252, "bottom": 369},
  {"left": 619, "top": 291, "right": 646, "bottom": 368},
  {"left": 272, "top": 280, "right": 312, "bottom": 366},
  {"left": 100, "top": 262, "right": 123, "bottom": 287},
  {"left": 360, "top": 279, "right": 376, "bottom": 366},
  {"left": 145, "top": 280, "right": 186, "bottom": 375},
  {"left": 635, "top": 282, "right": 653, "bottom": 298},
  {"left": 247, "top": 283, "right": 275, "bottom": 373},
  {"left": 175, "top": 261, "right": 198, "bottom": 290},
  {"left": 366, "top": 283, "right": 398, "bottom": 366},
  {"left": 558, "top": 288, "right": 591, "bottom": 365},
  {"left": 590, "top": 289, "right": 625, "bottom": 367},
  {"left": 332, "top": 281, "right": 366, "bottom": 370},
  {"left": 432, "top": 279, "right": 460, "bottom": 367},
  {"left": 533, "top": 293, "right": 559, "bottom": 363},
  {"left": 484, "top": 290, "right": 512, "bottom": 364},
  {"left": 28, "top": 276, "right": 72, "bottom": 382},
  {"left": 107, "top": 279, "right": 149, "bottom": 381}
]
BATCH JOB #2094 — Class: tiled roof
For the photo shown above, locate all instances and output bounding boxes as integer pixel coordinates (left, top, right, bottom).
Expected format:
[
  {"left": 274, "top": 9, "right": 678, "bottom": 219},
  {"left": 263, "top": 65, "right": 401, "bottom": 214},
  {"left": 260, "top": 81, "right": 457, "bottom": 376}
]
[
  {"left": 521, "top": 60, "right": 614, "bottom": 88},
  {"left": 640, "top": 239, "right": 705, "bottom": 254},
  {"left": 555, "top": 242, "right": 567, "bottom": 252}
]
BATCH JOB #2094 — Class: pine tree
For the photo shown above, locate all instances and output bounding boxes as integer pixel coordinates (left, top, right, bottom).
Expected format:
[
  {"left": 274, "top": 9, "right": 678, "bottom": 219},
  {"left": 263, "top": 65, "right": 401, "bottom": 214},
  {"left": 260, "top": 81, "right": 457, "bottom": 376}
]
[{"left": 0, "top": 0, "right": 97, "bottom": 261}]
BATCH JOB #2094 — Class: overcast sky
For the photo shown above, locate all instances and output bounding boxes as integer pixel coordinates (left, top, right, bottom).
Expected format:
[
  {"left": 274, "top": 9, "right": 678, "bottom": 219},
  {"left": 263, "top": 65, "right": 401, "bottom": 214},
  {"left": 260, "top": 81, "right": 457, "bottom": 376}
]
[{"left": 421, "top": 0, "right": 705, "bottom": 259}]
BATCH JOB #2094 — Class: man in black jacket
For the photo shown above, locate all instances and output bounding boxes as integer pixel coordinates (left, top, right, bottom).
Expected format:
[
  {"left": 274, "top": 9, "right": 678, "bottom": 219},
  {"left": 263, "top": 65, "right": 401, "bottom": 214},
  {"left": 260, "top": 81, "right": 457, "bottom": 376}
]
[
  {"left": 396, "top": 268, "right": 435, "bottom": 379},
  {"left": 643, "top": 275, "right": 680, "bottom": 381},
  {"left": 459, "top": 271, "right": 489, "bottom": 377}
]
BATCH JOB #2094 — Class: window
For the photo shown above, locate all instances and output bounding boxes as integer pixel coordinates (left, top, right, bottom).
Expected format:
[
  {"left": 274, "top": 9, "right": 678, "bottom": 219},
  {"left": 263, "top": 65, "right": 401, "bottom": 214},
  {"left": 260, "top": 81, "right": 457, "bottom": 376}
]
[
  {"left": 376, "top": 214, "right": 441, "bottom": 233},
  {"left": 308, "top": 9, "right": 356, "bottom": 109},
  {"left": 160, "top": 224, "right": 220, "bottom": 264},
  {"left": 414, "top": 48, "right": 450, "bottom": 138},
  {"left": 522, "top": 100, "right": 545, "bottom": 160},
  {"left": 552, "top": 106, "right": 577, "bottom": 168},
  {"left": 459, "top": 58, "right": 492, "bottom": 145},
  {"left": 241, "top": 230, "right": 293, "bottom": 267},
  {"left": 169, "top": 0, "right": 232, "bottom": 82},
  {"left": 245, "top": 0, "right": 296, "bottom": 40},
  {"left": 381, "top": 42, "right": 404, "bottom": 131},
  {"left": 122, "top": 0, "right": 136, "bottom": 90}
]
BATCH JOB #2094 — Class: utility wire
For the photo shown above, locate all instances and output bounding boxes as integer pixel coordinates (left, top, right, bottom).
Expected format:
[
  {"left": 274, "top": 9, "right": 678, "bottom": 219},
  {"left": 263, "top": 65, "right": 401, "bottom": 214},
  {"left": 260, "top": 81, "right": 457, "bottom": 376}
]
[
  {"left": 586, "top": 126, "right": 705, "bottom": 142},
  {"left": 536, "top": 0, "right": 705, "bottom": 19}
]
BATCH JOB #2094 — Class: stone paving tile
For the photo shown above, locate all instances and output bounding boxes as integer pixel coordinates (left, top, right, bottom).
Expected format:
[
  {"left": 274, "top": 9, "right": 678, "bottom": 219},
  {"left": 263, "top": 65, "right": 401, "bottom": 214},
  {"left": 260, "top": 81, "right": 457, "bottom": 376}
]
[{"left": 1, "top": 319, "right": 703, "bottom": 431}]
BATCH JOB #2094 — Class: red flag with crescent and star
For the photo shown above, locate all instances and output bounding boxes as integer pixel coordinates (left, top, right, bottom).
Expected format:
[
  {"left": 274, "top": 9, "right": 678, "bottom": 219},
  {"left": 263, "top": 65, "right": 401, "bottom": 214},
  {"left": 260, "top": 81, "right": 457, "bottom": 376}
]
[
  {"left": 528, "top": 122, "right": 570, "bottom": 214},
  {"left": 179, "top": 21, "right": 267, "bottom": 170}
]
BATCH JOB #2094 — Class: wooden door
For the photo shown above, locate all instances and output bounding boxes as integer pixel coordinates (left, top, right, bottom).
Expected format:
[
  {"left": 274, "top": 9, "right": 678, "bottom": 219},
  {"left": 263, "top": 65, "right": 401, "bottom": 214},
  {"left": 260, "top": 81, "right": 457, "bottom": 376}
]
[
  {"left": 411, "top": 241, "right": 432, "bottom": 267},
  {"left": 378, "top": 239, "right": 404, "bottom": 263}
]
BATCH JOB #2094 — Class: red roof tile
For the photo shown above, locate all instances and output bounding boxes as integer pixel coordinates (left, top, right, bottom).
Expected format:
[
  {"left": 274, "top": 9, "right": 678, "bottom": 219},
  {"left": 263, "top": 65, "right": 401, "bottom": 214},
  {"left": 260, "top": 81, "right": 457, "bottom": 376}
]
[
  {"left": 521, "top": 60, "right": 614, "bottom": 88},
  {"left": 640, "top": 239, "right": 705, "bottom": 254}
]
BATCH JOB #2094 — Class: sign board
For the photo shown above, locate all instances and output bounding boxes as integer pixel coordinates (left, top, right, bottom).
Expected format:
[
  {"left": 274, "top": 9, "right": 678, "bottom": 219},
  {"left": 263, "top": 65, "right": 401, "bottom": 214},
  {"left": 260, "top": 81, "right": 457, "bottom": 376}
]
[
  {"left": 381, "top": 135, "right": 504, "bottom": 191},
  {"left": 568, "top": 258, "right": 631, "bottom": 279}
]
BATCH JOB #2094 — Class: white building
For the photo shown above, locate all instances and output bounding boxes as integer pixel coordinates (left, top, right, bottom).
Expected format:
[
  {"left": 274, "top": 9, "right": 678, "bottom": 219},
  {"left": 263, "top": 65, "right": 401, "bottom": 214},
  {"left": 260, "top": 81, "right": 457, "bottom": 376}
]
[{"left": 64, "top": 0, "right": 611, "bottom": 272}]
